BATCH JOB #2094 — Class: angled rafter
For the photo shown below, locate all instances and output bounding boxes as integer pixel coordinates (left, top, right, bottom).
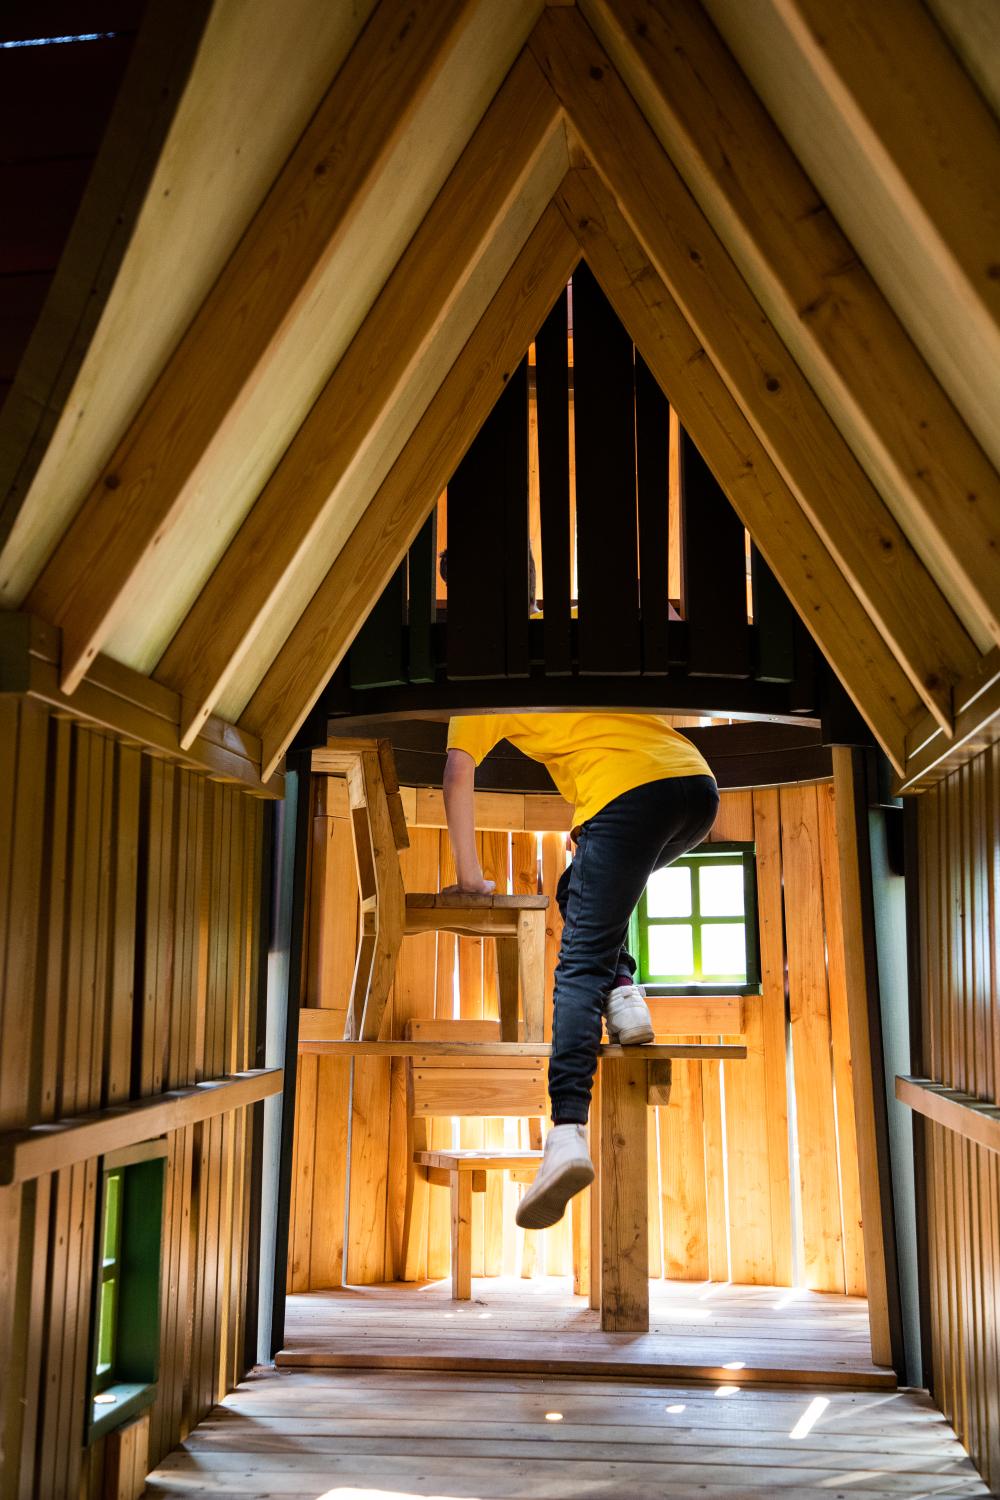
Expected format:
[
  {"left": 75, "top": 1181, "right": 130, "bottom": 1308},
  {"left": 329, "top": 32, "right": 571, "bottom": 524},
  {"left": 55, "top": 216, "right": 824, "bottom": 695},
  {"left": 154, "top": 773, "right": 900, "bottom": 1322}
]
[
  {"left": 243, "top": 202, "right": 580, "bottom": 780},
  {"left": 582, "top": 0, "right": 1000, "bottom": 653},
  {"left": 530, "top": 6, "right": 979, "bottom": 733},
  {"left": 27, "top": 0, "right": 485, "bottom": 694},
  {"left": 557, "top": 168, "right": 918, "bottom": 771},
  {"left": 156, "top": 50, "right": 566, "bottom": 748}
]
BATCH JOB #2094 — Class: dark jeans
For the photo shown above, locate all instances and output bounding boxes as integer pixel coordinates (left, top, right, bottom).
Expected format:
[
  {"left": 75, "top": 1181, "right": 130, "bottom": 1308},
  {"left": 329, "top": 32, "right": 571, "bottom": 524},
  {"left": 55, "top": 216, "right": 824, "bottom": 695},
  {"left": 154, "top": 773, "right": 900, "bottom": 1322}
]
[{"left": 548, "top": 774, "right": 720, "bottom": 1124}]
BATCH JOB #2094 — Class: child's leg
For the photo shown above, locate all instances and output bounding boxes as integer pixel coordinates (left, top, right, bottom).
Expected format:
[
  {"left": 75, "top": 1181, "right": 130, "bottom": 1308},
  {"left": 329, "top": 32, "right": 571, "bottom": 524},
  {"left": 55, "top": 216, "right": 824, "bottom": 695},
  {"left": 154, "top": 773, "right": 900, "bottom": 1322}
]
[{"left": 548, "top": 775, "right": 718, "bottom": 1125}]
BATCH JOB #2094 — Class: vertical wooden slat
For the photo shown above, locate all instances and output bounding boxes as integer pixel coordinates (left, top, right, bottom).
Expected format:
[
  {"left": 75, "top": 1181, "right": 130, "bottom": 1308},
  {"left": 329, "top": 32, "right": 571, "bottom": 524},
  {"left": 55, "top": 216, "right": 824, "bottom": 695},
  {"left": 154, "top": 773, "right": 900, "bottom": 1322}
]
[
  {"left": 349, "top": 560, "right": 407, "bottom": 689},
  {"left": 535, "top": 288, "right": 572, "bottom": 675},
  {"left": 750, "top": 544, "right": 796, "bottom": 682},
  {"left": 832, "top": 746, "right": 894, "bottom": 1367},
  {"left": 781, "top": 783, "right": 845, "bottom": 1292},
  {"left": 658, "top": 1038, "right": 709, "bottom": 1281},
  {"left": 816, "top": 780, "right": 866, "bottom": 1295},
  {"left": 501, "top": 360, "right": 531, "bottom": 680},
  {"left": 480, "top": 831, "right": 509, "bottom": 1279},
  {"left": 751, "top": 788, "right": 793, "bottom": 1287},
  {"left": 635, "top": 351, "right": 670, "bottom": 675},
  {"left": 572, "top": 261, "right": 640, "bottom": 674},
  {"left": 407, "top": 511, "right": 437, "bottom": 686},
  {"left": 681, "top": 429, "right": 750, "bottom": 679}
]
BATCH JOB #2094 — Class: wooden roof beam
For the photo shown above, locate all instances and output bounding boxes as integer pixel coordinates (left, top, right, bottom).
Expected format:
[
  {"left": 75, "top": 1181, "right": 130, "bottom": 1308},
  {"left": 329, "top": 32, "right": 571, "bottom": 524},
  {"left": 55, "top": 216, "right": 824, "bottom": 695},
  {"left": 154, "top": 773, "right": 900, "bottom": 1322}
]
[
  {"left": 559, "top": 167, "right": 917, "bottom": 772},
  {"left": 582, "top": 0, "right": 1000, "bottom": 654},
  {"left": 242, "top": 202, "right": 580, "bottom": 780},
  {"left": 156, "top": 51, "right": 566, "bottom": 748},
  {"left": 760, "top": 0, "right": 1000, "bottom": 460},
  {"left": 531, "top": 7, "right": 979, "bottom": 734},
  {"left": 26, "top": 0, "right": 486, "bottom": 695}
]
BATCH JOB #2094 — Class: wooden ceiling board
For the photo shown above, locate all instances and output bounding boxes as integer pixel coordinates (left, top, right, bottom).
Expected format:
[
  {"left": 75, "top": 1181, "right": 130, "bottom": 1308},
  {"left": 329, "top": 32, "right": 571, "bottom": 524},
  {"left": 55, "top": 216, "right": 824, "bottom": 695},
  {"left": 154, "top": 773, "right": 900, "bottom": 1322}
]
[
  {"left": 926, "top": 0, "right": 1000, "bottom": 119},
  {"left": 100, "top": 0, "right": 545, "bottom": 680},
  {"left": 0, "top": 0, "right": 376, "bottom": 606},
  {"left": 28, "top": 0, "right": 540, "bottom": 691},
  {"left": 177, "top": 72, "right": 568, "bottom": 732},
  {"left": 533, "top": 7, "right": 979, "bottom": 731},
  {"left": 705, "top": 0, "right": 1000, "bottom": 475},
  {"left": 582, "top": 0, "right": 1000, "bottom": 654}
]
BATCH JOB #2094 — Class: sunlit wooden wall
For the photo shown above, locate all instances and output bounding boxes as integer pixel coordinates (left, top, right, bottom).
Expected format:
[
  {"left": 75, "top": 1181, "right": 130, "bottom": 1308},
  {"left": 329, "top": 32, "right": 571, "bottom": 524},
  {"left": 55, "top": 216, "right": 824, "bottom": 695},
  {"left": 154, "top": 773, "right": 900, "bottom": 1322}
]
[
  {"left": 289, "top": 779, "right": 864, "bottom": 1297},
  {"left": 0, "top": 700, "right": 264, "bottom": 1500},
  {"left": 916, "top": 742, "right": 1000, "bottom": 1489}
]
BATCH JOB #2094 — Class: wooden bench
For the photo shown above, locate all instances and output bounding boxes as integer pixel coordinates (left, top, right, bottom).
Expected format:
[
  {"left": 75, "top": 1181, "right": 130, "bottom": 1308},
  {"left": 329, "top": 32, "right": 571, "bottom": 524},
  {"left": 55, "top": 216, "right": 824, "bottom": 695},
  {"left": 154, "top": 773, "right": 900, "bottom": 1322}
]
[
  {"left": 313, "top": 738, "right": 548, "bottom": 1042},
  {"left": 401, "top": 1019, "right": 548, "bottom": 1300}
]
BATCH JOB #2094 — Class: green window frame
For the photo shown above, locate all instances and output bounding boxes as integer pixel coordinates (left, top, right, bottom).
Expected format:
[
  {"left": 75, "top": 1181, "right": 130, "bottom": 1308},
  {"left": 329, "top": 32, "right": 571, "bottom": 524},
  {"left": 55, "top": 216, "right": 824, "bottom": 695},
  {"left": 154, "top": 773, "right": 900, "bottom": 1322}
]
[
  {"left": 87, "top": 1139, "right": 167, "bottom": 1443},
  {"left": 629, "top": 841, "right": 761, "bottom": 996}
]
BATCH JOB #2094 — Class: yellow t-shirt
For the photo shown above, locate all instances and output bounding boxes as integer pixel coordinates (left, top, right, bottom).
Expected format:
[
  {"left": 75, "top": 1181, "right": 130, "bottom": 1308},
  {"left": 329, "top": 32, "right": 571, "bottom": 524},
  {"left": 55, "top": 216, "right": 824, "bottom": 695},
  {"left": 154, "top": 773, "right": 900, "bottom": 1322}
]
[{"left": 446, "top": 713, "right": 714, "bottom": 827}]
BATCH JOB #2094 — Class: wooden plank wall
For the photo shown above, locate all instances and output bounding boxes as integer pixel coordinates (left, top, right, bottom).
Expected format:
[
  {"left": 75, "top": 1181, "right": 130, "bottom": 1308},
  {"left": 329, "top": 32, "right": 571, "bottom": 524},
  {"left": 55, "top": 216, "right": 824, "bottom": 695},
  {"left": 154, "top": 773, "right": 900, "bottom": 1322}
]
[
  {"left": 289, "top": 781, "right": 864, "bottom": 1296},
  {"left": 917, "top": 742, "right": 1000, "bottom": 1491},
  {"left": 0, "top": 700, "right": 263, "bottom": 1500}
]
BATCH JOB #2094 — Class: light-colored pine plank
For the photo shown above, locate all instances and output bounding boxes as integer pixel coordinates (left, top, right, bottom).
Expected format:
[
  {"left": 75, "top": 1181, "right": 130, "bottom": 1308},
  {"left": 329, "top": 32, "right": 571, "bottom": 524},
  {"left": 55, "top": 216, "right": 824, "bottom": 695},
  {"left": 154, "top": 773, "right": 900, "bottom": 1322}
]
[
  {"left": 780, "top": 783, "right": 845, "bottom": 1292},
  {"left": 245, "top": 202, "right": 581, "bottom": 777},
  {"left": 586, "top": 0, "right": 1000, "bottom": 651},
  {"left": 160, "top": 50, "right": 566, "bottom": 743},
  {"left": 817, "top": 780, "right": 867, "bottom": 1295}
]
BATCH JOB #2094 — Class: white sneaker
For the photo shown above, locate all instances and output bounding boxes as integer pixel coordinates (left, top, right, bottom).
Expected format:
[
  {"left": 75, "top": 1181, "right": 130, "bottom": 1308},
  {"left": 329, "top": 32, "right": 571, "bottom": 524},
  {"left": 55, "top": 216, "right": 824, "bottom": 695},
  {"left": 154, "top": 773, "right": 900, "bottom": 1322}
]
[
  {"left": 605, "top": 982, "right": 655, "bottom": 1044},
  {"left": 515, "top": 1124, "right": 595, "bottom": 1230}
]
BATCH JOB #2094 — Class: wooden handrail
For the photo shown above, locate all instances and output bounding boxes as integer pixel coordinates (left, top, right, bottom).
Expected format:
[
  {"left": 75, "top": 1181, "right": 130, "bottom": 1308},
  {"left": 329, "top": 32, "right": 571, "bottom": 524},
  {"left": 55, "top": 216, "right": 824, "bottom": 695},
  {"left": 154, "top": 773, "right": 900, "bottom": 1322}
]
[
  {"left": 297, "top": 1040, "right": 746, "bottom": 1060},
  {"left": 896, "top": 1076, "right": 1000, "bottom": 1156},
  {"left": 0, "top": 1068, "right": 283, "bottom": 1186}
]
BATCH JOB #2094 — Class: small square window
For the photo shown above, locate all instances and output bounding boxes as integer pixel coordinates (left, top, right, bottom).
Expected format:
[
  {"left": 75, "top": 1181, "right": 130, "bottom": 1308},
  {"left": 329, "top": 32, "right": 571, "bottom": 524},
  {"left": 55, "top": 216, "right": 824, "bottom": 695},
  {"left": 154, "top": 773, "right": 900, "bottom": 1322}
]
[{"left": 630, "top": 841, "right": 761, "bottom": 996}]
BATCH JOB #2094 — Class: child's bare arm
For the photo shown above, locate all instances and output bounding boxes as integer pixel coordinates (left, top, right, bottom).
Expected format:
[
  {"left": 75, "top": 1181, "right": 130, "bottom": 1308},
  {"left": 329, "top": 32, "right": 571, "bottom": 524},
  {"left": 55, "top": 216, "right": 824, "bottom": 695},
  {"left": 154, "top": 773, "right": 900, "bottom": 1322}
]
[{"left": 442, "top": 749, "right": 495, "bottom": 894}]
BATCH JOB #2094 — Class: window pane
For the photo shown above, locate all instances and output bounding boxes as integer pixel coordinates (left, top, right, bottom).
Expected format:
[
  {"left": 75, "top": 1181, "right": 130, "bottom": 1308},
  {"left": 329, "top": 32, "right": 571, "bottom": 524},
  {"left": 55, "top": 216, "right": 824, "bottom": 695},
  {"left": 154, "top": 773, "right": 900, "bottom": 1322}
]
[
  {"left": 648, "top": 924, "right": 694, "bottom": 977},
  {"left": 647, "top": 865, "right": 691, "bottom": 917},
  {"left": 701, "top": 923, "right": 747, "bottom": 979},
  {"left": 699, "top": 863, "right": 745, "bottom": 917},
  {"left": 103, "top": 1172, "right": 121, "bottom": 1264},
  {"left": 96, "top": 1279, "right": 116, "bottom": 1375}
]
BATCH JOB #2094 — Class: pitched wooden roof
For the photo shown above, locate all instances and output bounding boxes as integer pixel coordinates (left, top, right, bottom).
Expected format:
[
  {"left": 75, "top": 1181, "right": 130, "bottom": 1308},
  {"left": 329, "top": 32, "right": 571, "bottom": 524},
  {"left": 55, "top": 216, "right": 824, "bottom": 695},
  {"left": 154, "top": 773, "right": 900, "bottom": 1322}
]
[{"left": 1, "top": 0, "right": 997, "bottom": 790}]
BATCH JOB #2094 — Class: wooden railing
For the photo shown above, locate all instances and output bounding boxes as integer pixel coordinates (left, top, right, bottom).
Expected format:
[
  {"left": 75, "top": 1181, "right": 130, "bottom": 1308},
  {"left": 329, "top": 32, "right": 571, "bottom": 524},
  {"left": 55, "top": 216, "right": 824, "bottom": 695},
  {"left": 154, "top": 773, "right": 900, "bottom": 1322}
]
[
  {"left": 0, "top": 1069, "right": 282, "bottom": 1186},
  {"left": 896, "top": 1076, "right": 1000, "bottom": 1155}
]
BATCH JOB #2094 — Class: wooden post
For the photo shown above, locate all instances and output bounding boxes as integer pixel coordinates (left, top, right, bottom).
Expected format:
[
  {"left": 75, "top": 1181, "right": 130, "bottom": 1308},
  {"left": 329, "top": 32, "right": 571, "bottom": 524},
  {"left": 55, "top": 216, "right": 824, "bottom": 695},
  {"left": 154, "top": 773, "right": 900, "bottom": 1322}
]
[
  {"left": 832, "top": 747, "right": 896, "bottom": 1368},
  {"left": 450, "top": 1171, "right": 472, "bottom": 1300},
  {"left": 599, "top": 1055, "right": 649, "bottom": 1332},
  {"left": 589, "top": 1070, "right": 602, "bottom": 1312},
  {"left": 518, "top": 909, "right": 546, "bottom": 1041}
]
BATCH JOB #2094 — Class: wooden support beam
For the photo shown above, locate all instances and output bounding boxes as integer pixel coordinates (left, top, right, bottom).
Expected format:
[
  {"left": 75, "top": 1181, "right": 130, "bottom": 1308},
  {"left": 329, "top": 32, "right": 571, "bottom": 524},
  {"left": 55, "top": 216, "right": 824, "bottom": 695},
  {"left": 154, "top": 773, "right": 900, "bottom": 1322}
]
[
  {"left": 897, "top": 647, "right": 1000, "bottom": 794},
  {"left": 599, "top": 1054, "right": 648, "bottom": 1331},
  {"left": 555, "top": 168, "right": 918, "bottom": 771},
  {"left": 157, "top": 51, "right": 566, "bottom": 744},
  {"left": 27, "top": 0, "right": 485, "bottom": 693},
  {"left": 297, "top": 1040, "right": 746, "bottom": 1059},
  {"left": 243, "top": 201, "right": 580, "bottom": 779},
  {"left": 0, "top": 613, "right": 282, "bottom": 797},
  {"left": 531, "top": 8, "right": 978, "bottom": 731},
  {"left": 832, "top": 747, "right": 893, "bottom": 1367},
  {"left": 0, "top": 1069, "right": 282, "bottom": 1186},
  {"left": 751, "top": 0, "right": 1000, "bottom": 466},
  {"left": 582, "top": 0, "right": 1000, "bottom": 654},
  {"left": 897, "top": 1077, "right": 1000, "bottom": 1157}
]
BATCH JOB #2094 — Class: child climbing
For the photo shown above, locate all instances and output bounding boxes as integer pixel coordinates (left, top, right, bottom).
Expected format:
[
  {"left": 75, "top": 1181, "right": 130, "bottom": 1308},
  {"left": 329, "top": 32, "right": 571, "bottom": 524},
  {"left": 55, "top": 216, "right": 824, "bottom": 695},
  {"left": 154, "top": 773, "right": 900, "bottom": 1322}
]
[{"left": 442, "top": 713, "right": 719, "bottom": 1230}]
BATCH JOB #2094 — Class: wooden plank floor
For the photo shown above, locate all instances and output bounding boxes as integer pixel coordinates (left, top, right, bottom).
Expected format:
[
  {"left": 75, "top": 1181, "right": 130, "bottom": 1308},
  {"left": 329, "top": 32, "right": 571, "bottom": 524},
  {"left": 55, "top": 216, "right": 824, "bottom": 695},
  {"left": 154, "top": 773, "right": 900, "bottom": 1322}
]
[
  {"left": 143, "top": 1365, "right": 991, "bottom": 1498},
  {"left": 276, "top": 1275, "right": 897, "bottom": 1387}
]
